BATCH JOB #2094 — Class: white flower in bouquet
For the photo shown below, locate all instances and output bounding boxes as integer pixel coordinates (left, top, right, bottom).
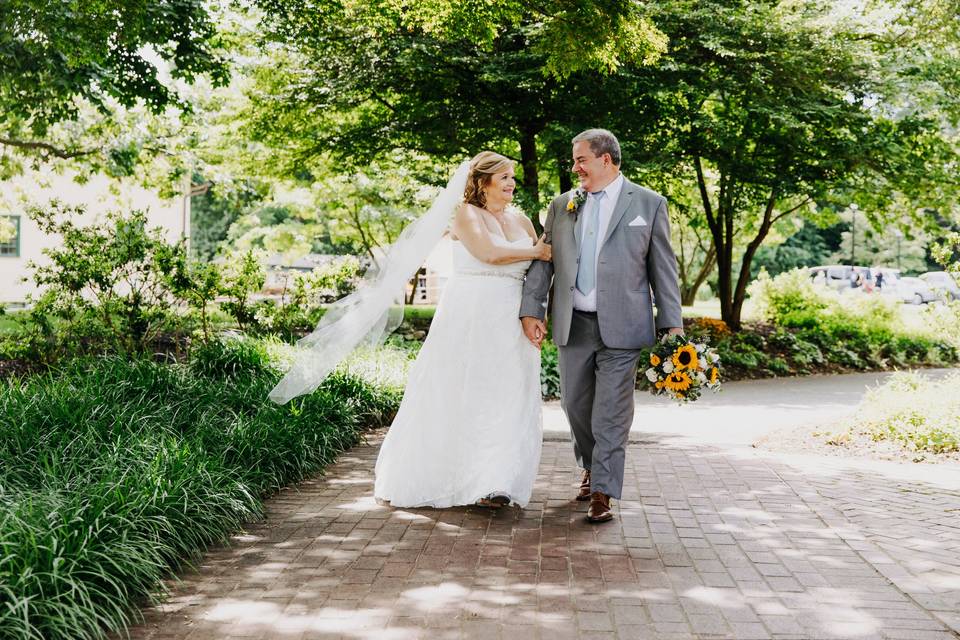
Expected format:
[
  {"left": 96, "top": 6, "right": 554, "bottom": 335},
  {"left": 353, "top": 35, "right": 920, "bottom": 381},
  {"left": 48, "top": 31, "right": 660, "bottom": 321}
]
[
  {"left": 645, "top": 368, "right": 659, "bottom": 382},
  {"left": 710, "top": 352, "right": 720, "bottom": 363},
  {"left": 696, "top": 371, "right": 707, "bottom": 384},
  {"left": 695, "top": 342, "right": 706, "bottom": 353},
  {"left": 662, "top": 360, "right": 675, "bottom": 373}
]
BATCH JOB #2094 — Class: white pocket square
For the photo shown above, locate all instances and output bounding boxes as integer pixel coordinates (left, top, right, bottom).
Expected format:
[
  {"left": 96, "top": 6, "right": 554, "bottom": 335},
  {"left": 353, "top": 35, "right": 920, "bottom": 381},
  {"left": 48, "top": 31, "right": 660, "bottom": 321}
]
[{"left": 628, "top": 215, "right": 648, "bottom": 227}]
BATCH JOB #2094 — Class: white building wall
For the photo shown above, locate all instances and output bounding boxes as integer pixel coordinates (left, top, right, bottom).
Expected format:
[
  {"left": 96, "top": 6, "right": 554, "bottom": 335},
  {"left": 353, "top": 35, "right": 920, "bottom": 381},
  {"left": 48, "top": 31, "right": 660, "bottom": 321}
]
[{"left": 0, "top": 169, "right": 186, "bottom": 304}]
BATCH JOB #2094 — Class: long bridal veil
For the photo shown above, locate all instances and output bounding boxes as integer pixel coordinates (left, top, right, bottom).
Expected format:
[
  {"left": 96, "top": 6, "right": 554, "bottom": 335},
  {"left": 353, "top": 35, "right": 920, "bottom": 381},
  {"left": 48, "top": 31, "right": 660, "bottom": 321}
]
[{"left": 268, "top": 161, "right": 471, "bottom": 404}]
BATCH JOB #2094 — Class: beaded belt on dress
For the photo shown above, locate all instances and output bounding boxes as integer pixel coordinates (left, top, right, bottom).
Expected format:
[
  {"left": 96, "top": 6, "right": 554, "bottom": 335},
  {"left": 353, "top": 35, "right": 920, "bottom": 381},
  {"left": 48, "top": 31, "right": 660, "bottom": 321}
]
[{"left": 455, "top": 269, "right": 526, "bottom": 282}]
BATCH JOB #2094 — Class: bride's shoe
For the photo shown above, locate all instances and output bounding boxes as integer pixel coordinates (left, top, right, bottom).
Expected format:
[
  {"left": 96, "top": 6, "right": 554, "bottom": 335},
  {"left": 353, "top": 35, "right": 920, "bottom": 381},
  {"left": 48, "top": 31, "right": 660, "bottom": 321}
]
[{"left": 476, "top": 494, "right": 511, "bottom": 508}]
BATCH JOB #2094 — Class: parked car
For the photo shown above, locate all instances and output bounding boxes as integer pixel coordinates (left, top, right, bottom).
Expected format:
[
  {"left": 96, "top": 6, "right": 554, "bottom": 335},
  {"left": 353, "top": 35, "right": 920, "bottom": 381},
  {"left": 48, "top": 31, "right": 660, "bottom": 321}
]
[
  {"left": 809, "top": 265, "right": 853, "bottom": 291},
  {"left": 897, "top": 276, "right": 939, "bottom": 305},
  {"left": 872, "top": 267, "right": 902, "bottom": 295},
  {"left": 919, "top": 271, "right": 960, "bottom": 301},
  {"left": 809, "top": 265, "right": 879, "bottom": 293}
]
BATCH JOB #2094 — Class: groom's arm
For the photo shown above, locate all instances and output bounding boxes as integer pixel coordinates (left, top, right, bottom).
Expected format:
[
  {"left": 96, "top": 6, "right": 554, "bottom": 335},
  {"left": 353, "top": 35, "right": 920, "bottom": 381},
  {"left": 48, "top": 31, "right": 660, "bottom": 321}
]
[
  {"left": 520, "top": 201, "right": 557, "bottom": 321},
  {"left": 647, "top": 198, "right": 683, "bottom": 332}
]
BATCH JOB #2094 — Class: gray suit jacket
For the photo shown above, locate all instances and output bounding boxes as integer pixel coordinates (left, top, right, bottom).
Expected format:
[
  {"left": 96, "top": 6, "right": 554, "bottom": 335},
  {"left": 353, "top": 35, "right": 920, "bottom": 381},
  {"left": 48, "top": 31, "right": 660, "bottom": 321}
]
[{"left": 520, "top": 178, "right": 683, "bottom": 349}]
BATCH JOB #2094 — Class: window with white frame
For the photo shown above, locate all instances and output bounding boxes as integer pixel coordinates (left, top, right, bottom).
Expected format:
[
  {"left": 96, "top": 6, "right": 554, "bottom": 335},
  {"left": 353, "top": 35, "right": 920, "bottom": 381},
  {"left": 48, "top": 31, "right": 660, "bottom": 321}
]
[{"left": 0, "top": 216, "right": 19, "bottom": 257}]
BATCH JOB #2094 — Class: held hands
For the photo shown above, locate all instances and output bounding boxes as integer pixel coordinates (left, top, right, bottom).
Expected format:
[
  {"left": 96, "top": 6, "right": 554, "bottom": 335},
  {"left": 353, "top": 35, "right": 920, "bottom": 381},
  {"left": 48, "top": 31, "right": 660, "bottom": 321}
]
[
  {"left": 533, "top": 234, "right": 552, "bottom": 262},
  {"left": 521, "top": 316, "right": 547, "bottom": 350}
]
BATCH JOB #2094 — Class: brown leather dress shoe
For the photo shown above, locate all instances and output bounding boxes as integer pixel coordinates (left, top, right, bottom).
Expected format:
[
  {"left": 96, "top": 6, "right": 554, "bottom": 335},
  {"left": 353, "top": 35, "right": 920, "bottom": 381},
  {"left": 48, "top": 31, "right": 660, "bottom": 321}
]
[
  {"left": 586, "top": 491, "right": 613, "bottom": 523},
  {"left": 576, "top": 469, "right": 592, "bottom": 501}
]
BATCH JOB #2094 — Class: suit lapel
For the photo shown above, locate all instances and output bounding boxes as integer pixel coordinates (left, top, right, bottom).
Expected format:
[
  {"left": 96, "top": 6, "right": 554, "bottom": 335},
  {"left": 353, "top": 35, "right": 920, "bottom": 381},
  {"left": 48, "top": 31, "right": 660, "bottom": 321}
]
[
  {"left": 572, "top": 203, "right": 584, "bottom": 250},
  {"left": 600, "top": 179, "right": 635, "bottom": 249}
]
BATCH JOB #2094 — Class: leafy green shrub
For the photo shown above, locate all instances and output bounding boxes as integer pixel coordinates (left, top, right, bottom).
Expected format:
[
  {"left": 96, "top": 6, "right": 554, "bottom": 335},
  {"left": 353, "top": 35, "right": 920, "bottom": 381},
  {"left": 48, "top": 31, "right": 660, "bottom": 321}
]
[
  {"left": 26, "top": 205, "right": 185, "bottom": 354},
  {"left": 790, "top": 336, "right": 824, "bottom": 367},
  {"left": 189, "top": 334, "right": 277, "bottom": 379},
  {"left": 540, "top": 339, "right": 561, "bottom": 399},
  {"left": 311, "top": 256, "right": 363, "bottom": 301},
  {"left": 716, "top": 337, "right": 762, "bottom": 370},
  {"left": 764, "top": 355, "right": 792, "bottom": 375},
  {"left": 219, "top": 251, "right": 267, "bottom": 333},
  {"left": 749, "top": 268, "right": 830, "bottom": 326},
  {"left": 824, "top": 371, "right": 960, "bottom": 455},
  {"left": 747, "top": 268, "right": 958, "bottom": 372},
  {"left": 0, "top": 346, "right": 401, "bottom": 640}
]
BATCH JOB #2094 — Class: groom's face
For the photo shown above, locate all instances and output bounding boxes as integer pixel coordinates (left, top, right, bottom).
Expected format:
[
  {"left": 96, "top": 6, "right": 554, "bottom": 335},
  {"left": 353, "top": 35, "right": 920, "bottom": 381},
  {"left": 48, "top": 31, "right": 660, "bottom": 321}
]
[{"left": 572, "top": 141, "right": 614, "bottom": 192}]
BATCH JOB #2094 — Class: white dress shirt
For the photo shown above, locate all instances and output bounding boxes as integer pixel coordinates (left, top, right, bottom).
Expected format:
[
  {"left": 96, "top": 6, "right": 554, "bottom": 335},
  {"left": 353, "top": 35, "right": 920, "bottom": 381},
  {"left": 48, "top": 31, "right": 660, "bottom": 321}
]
[{"left": 573, "top": 173, "right": 625, "bottom": 312}]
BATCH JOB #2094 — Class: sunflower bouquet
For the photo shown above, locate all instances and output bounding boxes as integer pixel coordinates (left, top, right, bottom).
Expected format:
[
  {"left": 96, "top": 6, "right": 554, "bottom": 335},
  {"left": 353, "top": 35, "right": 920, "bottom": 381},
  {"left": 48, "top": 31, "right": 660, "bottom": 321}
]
[{"left": 640, "top": 334, "right": 722, "bottom": 402}]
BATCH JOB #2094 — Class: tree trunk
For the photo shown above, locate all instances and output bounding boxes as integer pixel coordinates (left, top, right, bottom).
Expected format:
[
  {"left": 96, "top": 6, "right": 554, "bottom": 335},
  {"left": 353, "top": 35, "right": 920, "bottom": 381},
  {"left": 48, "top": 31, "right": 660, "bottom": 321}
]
[
  {"left": 348, "top": 205, "right": 379, "bottom": 265},
  {"left": 728, "top": 190, "right": 782, "bottom": 327},
  {"left": 519, "top": 125, "right": 543, "bottom": 235},
  {"left": 406, "top": 268, "right": 423, "bottom": 305},
  {"left": 558, "top": 154, "right": 573, "bottom": 193},
  {"left": 680, "top": 245, "right": 716, "bottom": 305},
  {"left": 695, "top": 157, "right": 737, "bottom": 327}
]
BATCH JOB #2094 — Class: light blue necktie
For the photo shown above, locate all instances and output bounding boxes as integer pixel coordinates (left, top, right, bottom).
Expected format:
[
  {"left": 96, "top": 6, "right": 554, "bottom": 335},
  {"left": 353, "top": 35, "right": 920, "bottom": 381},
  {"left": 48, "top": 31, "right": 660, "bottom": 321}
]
[{"left": 576, "top": 191, "right": 604, "bottom": 295}]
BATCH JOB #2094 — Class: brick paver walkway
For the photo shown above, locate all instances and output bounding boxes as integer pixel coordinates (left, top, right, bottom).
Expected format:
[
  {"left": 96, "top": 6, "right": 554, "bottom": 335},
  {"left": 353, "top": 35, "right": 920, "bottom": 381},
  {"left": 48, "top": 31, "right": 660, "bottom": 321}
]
[{"left": 130, "top": 432, "right": 960, "bottom": 640}]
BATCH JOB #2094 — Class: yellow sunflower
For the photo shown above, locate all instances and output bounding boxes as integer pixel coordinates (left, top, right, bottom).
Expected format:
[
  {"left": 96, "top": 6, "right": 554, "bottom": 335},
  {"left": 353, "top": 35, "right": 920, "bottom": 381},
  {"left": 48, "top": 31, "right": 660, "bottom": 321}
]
[
  {"left": 671, "top": 344, "right": 699, "bottom": 371},
  {"left": 663, "top": 371, "right": 693, "bottom": 393},
  {"left": 650, "top": 353, "right": 661, "bottom": 366},
  {"left": 709, "top": 367, "right": 720, "bottom": 385},
  {"left": 655, "top": 380, "right": 664, "bottom": 389}
]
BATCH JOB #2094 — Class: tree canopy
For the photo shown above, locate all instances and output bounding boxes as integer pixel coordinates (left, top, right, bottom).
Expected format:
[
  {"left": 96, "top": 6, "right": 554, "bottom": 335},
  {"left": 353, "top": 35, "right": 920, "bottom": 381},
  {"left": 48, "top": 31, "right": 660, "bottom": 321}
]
[
  {"left": 2, "top": 0, "right": 958, "bottom": 329},
  {"left": 0, "top": 0, "right": 228, "bottom": 161}
]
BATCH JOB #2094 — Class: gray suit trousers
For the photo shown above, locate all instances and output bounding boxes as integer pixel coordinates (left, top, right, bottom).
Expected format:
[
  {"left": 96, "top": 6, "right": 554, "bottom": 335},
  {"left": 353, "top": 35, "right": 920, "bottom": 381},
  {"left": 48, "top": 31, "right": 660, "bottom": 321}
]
[{"left": 560, "top": 310, "right": 642, "bottom": 499}]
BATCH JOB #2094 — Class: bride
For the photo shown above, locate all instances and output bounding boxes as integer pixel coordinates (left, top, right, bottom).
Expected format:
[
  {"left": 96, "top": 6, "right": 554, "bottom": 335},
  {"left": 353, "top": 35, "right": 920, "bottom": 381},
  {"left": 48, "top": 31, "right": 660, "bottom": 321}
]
[
  {"left": 374, "top": 152, "right": 550, "bottom": 508},
  {"left": 268, "top": 151, "right": 549, "bottom": 509}
]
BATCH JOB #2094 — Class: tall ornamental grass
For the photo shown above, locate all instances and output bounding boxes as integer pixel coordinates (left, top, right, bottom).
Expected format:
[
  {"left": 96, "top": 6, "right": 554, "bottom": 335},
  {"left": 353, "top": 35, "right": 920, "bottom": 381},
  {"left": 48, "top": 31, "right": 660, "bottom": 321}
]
[{"left": 0, "top": 337, "right": 402, "bottom": 640}]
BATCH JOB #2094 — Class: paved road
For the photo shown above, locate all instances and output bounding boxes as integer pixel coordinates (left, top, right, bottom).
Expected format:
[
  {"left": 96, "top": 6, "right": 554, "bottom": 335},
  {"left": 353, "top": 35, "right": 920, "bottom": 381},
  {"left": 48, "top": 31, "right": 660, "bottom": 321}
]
[
  {"left": 128, "top": 371, "right": 960, "bottom": 640},
  {"left": 543, "top": 369, "right": 958, "bottom": 447}
]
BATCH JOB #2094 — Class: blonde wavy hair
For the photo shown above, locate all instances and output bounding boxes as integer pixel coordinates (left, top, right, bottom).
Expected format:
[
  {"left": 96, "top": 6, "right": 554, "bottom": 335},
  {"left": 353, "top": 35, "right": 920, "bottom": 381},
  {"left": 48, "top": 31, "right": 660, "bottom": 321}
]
[{"left": 463, "top": 151, "right": 514, "bottom": 209}]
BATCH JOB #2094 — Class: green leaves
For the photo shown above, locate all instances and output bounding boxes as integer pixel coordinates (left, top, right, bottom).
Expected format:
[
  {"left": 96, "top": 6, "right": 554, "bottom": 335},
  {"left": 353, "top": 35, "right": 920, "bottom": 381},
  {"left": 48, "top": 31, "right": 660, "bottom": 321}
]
[
  {"left": 0, "top": 0, "right": 227, "bottom": 134},
  {"left": 0, "top": 345, "right": 403, "bottom": 639},
  {"left": 326, "top": 0, "right": 667, "bottom": 79}
]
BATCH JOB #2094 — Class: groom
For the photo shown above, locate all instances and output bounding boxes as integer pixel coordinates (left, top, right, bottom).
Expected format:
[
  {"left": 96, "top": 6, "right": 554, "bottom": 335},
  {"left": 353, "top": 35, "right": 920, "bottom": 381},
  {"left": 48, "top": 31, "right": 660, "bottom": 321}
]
[{"left": 520, "top": 129, "right": 683, "bottom": 523}]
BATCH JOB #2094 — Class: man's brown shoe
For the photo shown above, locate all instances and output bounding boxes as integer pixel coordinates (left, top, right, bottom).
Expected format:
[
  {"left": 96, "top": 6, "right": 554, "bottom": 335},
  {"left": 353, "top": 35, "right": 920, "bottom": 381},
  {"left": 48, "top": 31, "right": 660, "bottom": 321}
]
[
  {"left": 586, "top": 491, "right": 613, "bottom": 523},
  {"left": 576, "top": 470, "right": 591, "bottom": 501}
]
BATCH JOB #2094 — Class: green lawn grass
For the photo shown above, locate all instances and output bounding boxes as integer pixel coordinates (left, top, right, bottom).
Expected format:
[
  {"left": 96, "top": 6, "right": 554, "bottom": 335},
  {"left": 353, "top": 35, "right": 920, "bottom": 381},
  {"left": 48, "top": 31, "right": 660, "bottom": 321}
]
[{"left": 0, "top": 313, "right": 20, "bottom": 334}]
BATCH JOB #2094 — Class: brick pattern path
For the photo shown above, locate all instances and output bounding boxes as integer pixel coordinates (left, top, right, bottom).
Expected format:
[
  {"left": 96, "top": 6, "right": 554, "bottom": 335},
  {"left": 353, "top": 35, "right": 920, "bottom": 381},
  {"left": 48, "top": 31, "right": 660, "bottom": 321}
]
[{"left": 129, "top": 432, "right": 960, "bottom": 640}]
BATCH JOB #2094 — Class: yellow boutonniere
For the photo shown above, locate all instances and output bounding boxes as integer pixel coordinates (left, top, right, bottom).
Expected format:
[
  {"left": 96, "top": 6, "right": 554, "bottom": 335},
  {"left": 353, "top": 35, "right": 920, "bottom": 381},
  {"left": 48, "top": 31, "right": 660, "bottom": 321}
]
[{"left": 567, "top": 189, "right": 587, "bottom": 214}]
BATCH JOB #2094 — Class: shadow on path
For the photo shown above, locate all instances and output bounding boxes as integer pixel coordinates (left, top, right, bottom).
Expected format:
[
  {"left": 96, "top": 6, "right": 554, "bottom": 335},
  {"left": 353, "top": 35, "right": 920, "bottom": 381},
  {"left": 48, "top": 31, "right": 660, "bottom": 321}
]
[{"left": 128, "top": 431, "right": 960, "bottom": 640}]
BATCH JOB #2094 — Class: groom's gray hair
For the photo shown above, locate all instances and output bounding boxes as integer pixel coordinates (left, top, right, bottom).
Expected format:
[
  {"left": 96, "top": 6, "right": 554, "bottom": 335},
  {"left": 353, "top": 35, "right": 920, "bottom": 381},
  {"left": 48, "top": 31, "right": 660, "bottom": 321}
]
[{"left": 572, "top": 129, "right": 621, "bottom": 166}]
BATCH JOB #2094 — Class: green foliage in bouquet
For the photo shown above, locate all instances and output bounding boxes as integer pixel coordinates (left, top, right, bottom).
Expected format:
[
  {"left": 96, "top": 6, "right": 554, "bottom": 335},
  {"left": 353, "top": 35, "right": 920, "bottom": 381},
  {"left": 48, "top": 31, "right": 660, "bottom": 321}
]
[{"left": 639, "top": 334, "right": 721, "bottom": 402}]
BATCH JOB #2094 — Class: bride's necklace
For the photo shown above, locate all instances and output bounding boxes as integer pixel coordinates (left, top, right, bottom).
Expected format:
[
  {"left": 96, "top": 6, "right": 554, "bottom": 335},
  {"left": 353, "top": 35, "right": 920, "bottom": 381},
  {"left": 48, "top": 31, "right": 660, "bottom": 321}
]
[{"left": 484, "top": 204, "right": 509, "bottom": 236}]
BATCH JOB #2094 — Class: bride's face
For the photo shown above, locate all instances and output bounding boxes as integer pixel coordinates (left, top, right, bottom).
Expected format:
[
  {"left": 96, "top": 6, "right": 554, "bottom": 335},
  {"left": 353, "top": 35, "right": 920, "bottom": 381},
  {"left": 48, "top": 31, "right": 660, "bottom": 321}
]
[{"left": 484, "top": 166, "right": 515, "bottom": 207}]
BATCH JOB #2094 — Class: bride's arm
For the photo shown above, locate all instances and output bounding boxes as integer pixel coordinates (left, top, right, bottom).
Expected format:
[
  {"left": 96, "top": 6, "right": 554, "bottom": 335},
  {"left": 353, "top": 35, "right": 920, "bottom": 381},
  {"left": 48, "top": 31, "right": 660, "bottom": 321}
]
[{"left": 452, "top": 204, "right": 550, "bottom": 265}]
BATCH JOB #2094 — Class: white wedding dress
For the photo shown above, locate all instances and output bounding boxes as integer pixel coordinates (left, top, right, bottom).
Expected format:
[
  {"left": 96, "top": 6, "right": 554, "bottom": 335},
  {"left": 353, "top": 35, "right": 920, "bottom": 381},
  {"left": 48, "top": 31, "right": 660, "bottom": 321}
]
[{"left": 374, "top": 236, "right": 543, "bottom": 508}]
